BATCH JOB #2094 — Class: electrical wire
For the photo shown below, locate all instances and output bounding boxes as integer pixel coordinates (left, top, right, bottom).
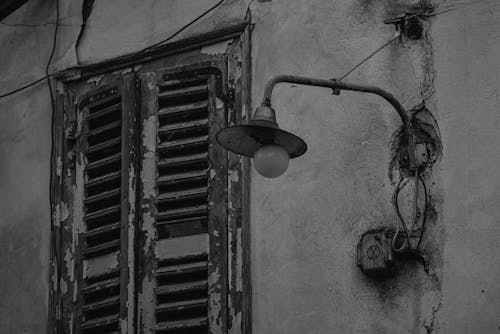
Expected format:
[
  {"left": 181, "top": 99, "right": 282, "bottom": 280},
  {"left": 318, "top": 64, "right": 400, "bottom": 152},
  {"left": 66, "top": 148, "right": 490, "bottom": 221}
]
[
  {"left": 416, "top": 173, "right": 428, "bottom": 249},
  {"left": 392, "top": 176, "right": 411, "bottom": 252},
  {"left": 0, "top": 0, "right": 225, "bottom": 100},
  {"left": 133, "top": 0, "right": 225, "bottom": 56},
  {"left": 338, "top": 32, "right": 401, "bottom": 81},
  {"left": 0, "top": 21, "right": 77, "bottom": 27},
  {"left": 392, "top": 170, "right": 429, "bottom": 252},
  {"left": 46, "top": 0, "right": 60, "bottom": 330},
  {"left": 0, "top": 75, "right": 53, "bottom": 99},
  {"left": 407, "top": 169, "right": 420, "bottom": 245}
]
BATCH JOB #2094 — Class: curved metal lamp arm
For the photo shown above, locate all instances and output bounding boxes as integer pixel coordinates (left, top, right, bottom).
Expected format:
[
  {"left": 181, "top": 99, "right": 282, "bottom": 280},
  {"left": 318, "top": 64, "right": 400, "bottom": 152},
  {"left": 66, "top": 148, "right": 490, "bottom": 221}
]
[{"left": 261, "top": 74, "right": 416, "bottom": 169}]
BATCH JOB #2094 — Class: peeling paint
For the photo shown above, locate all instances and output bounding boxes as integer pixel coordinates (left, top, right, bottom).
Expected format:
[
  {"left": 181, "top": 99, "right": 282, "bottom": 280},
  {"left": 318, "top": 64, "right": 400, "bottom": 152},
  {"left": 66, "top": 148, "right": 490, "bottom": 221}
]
[
  {"left": 208, "top": 266, "right": 223, "bottom": 334},
  {"left": 86, "top": 74, "right": 104, "bottom": 86},
  {"left": 83, "top": 251, "right": 119, "bottom": 279},
  {"left": 56, "top": 156, "right": 63, "bottom": 177},
  {"left": 201, "top": 40, "right": 232, "bottom": 55},
  {"left": 156, "top": 234, "right": 209, "bottom": 259},
  {"left": 60, "top": 279, "right": 68, "bottom": 295},
  {"left": 60, "top": 202, "right": 69, "bottom": 222},
  {"left": 147, "top": 81, "right": 156, "bottom": 91},
  {"left": 215, "top": 97, "right": 225, "bottom": 110},
  {"left": 229, "top": 169, "right": 240, "bottom": 183}
]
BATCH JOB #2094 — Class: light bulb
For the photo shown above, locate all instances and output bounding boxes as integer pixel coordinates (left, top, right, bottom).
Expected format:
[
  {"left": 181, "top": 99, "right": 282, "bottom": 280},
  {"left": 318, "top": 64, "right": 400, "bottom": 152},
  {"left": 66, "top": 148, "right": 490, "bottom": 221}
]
[{"left": 253, "top": 144, "right": 289, "bottom": 178}]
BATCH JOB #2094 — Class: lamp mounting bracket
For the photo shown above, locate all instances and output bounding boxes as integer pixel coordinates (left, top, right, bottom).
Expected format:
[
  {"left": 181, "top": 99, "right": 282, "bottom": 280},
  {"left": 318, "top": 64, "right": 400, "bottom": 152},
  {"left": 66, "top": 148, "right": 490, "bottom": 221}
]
[
  {"left": 384, "top": 10, "right": 428, "bottom": 40},
  {"left": 329, "top": 79, "right": 341, "bottom": 95}
]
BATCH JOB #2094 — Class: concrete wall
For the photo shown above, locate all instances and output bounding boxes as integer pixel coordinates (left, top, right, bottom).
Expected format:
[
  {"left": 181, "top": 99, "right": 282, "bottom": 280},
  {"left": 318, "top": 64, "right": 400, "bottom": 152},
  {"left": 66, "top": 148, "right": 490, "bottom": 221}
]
[{"left": 0, "top": 0, "right": 499, "bottom": 333}]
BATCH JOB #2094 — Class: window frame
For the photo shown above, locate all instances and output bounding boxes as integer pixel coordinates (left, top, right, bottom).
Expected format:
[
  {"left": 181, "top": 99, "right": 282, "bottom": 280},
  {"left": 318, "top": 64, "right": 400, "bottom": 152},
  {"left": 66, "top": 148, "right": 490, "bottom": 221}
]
[{"left": 49, "top": 23, "right": 252, "bottom": 334}]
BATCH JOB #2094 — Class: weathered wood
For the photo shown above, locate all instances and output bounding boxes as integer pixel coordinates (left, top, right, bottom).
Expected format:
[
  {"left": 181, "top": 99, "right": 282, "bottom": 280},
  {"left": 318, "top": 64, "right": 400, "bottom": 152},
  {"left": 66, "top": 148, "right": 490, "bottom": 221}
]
[
  {"left": 85, "top": 171, "right": 121, "bottom": 187},
  {"left": 52, "top": 27, "right": 252, "bottom": 333},
  {"left": 88, "top": 120, "right": 122, "bottom": 136},
  {"left": 157, "top": 152, "right": 207, "bottom": 169},
  {"left": 55, "top": 23, "right": 248, "bottom": 82},
  {"left": 156, "top": 298, "right": 207, "bottom": 312},
  {"left": 157, "top": 170, "right": 207, "bottom": 185},
  {"left": 226, "top": 23, "right": 252, "bottom": 334},
  {"left": 155, "top": 234, "right": 209, "bottom": 260},
  {"left": 83, "top": 251, "right": 120, "bottom": 278},
  {"left": 158, "top": 118, "right": 208, "bottom": 134},
  {"left": 86, "top": 137, "right": 121, "bottom": 153},
  {"left": 157, "top": 134, "right": 208, "bottom": 151},
  {"left": 240, "top": 24, "right": 253, "bottom": 334},
  {"left": 158, "top": 83, "right": 208, "bottom": 99},
  {"left": 84, "top": 188, "right": 121, "bottom": 204},
  {"left": 48, "top": 83, "right": 66, "bottom": 334},
  {"left": 121, "top": 74, "right": 138, "bottom": 334},
  {"left": 86, "top": 152, "right": 121, "bottom": 170},
  {"left": 155, "top": 317, "right": 207, "bottom": 331},
  {"left": 157, "top": 204, "right": 208, "bottom": 221},
  {"left": 86, "top": 101, "right": 120, "bottom": 120},
  {"left": 207, "top": 72, "right": 229, "bottom": 334},
  {"left": 137, "top": 71, "right": 158, "bottom": 334},
  {"left": 158, "top": 100, "right": 208, "bottom": 117},
  {"left": 82, "top": 276, "right": 120, "bottom": 294}
]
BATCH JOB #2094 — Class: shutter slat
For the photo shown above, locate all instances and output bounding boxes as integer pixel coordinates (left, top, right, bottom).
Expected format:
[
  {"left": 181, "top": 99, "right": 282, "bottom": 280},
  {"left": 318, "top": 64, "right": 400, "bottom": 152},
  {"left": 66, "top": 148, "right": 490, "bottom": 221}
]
[
  {"left": 83, "top": 222, "right": 120, "bottom": 237},
  {"left": 157, "top": 187, "right": 207, "bottom": 202},
  {"left": 85, "top": 171, "right": 121, "bottom": 188},
  {"left": 81, "top": 295, "right": 120, "bottom": 312},
  {"left": 157, "top": 260, "right": 207, "bottom": 276},
  {"left": 157, "top": 170, "right": 207, "bottom": 185},
  {"left": 82, "top": 239, "right": 120, "bottom": 256},
  {"left": 157, "top": 135, "right": 208, "bottom": 152},
  {"left": 157, "top": 152, "right": 207, "bottom": 169},
  {"left": 84, "top": 204, "right": 121, "bottom": 221},
  {"left": 81, "top": 314, "right": 120, "bottom": 329},
  {"left": 156, "top": 298, "right": 207, "bottom": 312},
  {"left": 85, "top": 188, "right": 121, "bottom": 205},
  {"left": 86, "top": 153, "right": 121, "bottom": 170},
  {"left": 155, "top": 317, "right": 207, "bottom": 331},
  {"left": 86, "top": 137, "right": 121, "bottom": 154},
  {"left": 155, "top": 215, "right": 206, "bottom": 227},
  {"left": 158, "top": 118, "right": 208, "bottom": 135},
  {"left": 155, "top": 280, "right": 207, "bottom": 295},
  {"left": 158, "top": 84, "right": 207, "bottom": 99},
  {"left": 157, "top": 204, "right": 208, "bottom": 221},
  {"left": 82, "top": 277, "right": 120, "bottom": 294},
  {"left": 88, "top": 120, "right": 121, "bottom": 136},
  {"left": 86, "top": 102, "right": 120, "bottom": 120},
  {"left": 158, "top": 101, "right": 208, "bottom": 117}
]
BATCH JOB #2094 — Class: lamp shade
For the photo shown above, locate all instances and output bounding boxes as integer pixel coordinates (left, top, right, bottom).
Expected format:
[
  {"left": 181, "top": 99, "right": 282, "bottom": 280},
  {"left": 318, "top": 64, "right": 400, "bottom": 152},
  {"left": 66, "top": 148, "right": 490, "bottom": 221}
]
[{"left": 215, "top": 104, "right": 307, "bottom": 158}]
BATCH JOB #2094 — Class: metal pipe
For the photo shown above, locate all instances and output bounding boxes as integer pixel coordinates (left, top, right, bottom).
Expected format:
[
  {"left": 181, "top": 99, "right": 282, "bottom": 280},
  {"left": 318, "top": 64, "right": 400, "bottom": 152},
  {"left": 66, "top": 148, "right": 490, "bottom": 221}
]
[
  {"left": 262, "top": 74, "right": 409, "bottom": 126},
  {"left": 261, "top": 74, "right": 416, "bottom": 168}
]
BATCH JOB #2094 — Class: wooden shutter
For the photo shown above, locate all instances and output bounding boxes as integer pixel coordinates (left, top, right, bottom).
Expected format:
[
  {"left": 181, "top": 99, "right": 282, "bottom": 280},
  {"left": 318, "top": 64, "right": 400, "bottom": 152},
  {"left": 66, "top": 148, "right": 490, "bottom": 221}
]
[
  {"left": 138, "top": 68, "right": 228, "bottom": 333},
  {"left": 59, "top": 76, "right": 136, "bottom": 334}
]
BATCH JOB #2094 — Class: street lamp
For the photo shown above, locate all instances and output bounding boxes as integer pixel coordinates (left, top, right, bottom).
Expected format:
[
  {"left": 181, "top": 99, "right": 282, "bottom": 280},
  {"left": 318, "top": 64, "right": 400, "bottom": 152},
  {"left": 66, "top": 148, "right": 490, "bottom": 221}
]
[{"left": 216, "top": 74, "right": 417, "bottom": 178}]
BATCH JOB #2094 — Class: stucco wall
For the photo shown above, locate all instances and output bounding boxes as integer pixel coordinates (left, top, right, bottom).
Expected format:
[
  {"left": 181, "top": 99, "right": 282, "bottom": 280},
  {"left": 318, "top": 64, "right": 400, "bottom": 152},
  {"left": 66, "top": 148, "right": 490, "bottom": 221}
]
[{"left": 0, "top": 0, "right": 499, "bottom": 333}]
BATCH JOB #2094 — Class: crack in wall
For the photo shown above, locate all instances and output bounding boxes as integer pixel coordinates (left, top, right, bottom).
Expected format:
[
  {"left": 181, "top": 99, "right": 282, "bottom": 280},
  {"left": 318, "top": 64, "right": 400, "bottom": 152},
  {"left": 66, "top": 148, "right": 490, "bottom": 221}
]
[{"left": 423, "top": 298, "right": 443, "bottom": 333}]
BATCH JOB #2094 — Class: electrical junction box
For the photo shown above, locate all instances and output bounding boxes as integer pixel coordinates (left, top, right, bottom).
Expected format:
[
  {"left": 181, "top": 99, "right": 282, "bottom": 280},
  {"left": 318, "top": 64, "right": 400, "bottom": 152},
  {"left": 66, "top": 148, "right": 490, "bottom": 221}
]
[{"left": 357, "top": 229, "right": 397, "bottom": 279}]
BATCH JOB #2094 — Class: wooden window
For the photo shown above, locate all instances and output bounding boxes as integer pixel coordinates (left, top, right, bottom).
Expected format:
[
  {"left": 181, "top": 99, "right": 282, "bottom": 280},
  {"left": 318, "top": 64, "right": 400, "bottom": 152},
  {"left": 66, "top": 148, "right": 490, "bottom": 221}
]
[
  {"left": 53, "top": 74, "right": 137, "bottom": 334},
  {"left": 138, "top": 67, "right": 228, "bottom": 333},
  {"left": 50, "top": 25, "right": 251, "bottom": 334}
]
